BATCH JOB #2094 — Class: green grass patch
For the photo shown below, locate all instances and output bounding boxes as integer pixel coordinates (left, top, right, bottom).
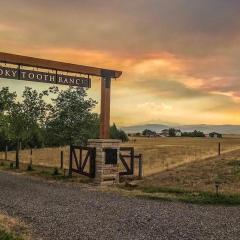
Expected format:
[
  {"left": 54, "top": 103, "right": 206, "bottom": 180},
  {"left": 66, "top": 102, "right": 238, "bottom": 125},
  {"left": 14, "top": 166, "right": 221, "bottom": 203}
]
[
  {"left": 140, "top": 186, "right": 188, "bottom": 195},
  {"left": 181, "top": 192, "right": 240, "bottom": 205},
  {"left": 0, "top": 159, "right": 91, "bottom": 184},
  {"left": 121, "top": 185, "right": 240, "bottom": 205},
  {"left": 35, "top": 169, "right": 68, "bottom": 180},
  {"left": 228, "top": 160, "right": 240, "bottom": 166},
  {"left": 0, "top": 228, "right": 23, "bottom": 240}
]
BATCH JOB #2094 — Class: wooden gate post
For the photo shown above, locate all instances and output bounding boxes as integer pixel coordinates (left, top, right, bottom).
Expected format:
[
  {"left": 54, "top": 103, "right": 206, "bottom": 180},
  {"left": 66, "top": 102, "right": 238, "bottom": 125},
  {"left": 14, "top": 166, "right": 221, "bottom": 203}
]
[
  {"left": 100, "top": 77, "right": 111, "bottom": 139},
  {"left": 60, "top": 151, "right": 64, "bottom": 169},
  {"left": 5, "top": 145, "right": 8, "bottom": 161},
  {"left": 30, "top": 148, "right": 33, "bottom": 166},
  {"left": 69, "top": 146, "right": 73, "bottom": 177},
  {"left": 130, "top": 148, "right": 134, "bottom": 175},
  {"left": 218, "top": 142, "right": 221, "bottom": 156},
  {"left": 138, "top": 154, "right": 143, "bottom": 179}
]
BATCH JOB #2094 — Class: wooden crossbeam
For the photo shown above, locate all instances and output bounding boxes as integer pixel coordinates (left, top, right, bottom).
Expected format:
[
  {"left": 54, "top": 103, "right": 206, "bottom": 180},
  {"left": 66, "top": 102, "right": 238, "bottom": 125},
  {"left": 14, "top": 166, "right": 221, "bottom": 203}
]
[
  {"left": 0, "top": 52, "right": 122, "bottom": 78},
  {"left": 0, "top": 52, "right": 123, "bottom": 139}
]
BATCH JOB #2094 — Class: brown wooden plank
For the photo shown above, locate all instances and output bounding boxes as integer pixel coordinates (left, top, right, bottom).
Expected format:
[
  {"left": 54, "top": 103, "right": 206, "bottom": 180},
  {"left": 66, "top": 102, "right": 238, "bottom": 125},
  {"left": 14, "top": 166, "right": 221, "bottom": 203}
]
[
  {"left": 72, "top": 149, "right": 80, "bottom": 170},
  {"left": 71, "top": 169, "right": 92, "bottom": 178},
  {"left": 119, "top": 154, "right": 131, "bottom": 173},
  {"left": 82, "top": 151, "right": 90, "bottom": 171},
  {"left": 100, "top": 77, "right": 111, "bottom": 139},
  {"left": 0, "top": 52, "right": 122, "bottom": 78},
  {"left": 69, "top": 146, "right": 73, "bottom": 177},
  {"left": 120, "top": 155, "right": 131, "bottom": 158},
  {"left": 120, "top": 147, "right": 134, "bottom": 152},
  {"left": 130, "top": 148, "right": 134, "bottom": 175}
]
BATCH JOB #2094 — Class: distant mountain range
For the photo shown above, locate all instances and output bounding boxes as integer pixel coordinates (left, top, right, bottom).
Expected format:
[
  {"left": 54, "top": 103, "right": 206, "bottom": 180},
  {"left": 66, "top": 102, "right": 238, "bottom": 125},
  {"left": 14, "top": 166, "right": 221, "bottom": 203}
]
[{"left": 121, "top": 124, "right": 240, "bottom": 134}]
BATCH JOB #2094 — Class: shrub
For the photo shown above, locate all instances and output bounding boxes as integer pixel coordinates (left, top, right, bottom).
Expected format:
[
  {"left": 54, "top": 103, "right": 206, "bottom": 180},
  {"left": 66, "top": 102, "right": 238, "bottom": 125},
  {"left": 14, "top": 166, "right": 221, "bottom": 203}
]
[
  {"left": 52, "top": 167, "right": 59, "bottom": 176},
  {"left": 27, "top": 164, "right": 33, "bottom": 171}
]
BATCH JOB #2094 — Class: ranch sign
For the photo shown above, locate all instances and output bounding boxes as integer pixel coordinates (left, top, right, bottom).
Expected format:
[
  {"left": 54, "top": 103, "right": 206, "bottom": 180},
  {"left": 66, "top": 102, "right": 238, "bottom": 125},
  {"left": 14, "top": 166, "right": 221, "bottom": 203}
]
[
  {"left": 0, "top": 52, "right": 122, "bottom": 139},
  {"left": 0, "top": 66, "right": 91, "bottom": 88}
]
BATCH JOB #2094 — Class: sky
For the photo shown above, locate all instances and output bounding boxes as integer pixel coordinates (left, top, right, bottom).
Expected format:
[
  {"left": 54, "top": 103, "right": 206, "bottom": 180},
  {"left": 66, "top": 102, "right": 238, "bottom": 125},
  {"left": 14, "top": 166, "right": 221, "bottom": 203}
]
[{"left": 0, "top": 0, "right": 240, "bottom": 126}]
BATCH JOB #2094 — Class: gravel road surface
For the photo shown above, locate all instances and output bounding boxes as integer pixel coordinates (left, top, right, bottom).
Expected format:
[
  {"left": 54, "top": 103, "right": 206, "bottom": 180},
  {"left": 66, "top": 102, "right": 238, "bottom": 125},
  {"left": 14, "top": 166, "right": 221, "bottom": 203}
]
[{"left": 0, "top": 171, "right": 239, "bottom": 240}]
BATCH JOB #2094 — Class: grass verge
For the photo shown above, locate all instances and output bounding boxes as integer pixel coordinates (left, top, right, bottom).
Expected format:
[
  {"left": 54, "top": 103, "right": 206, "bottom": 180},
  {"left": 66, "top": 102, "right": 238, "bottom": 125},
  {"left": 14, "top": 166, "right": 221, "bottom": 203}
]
[
  {"left": 0, "top": 160, "right": 92, "bottom": 184},
  {"left": 119, "top": 185, "right": 240, "bottom": 205},
  {"left": 0, "top": 214, "right": 30, "bottom": 240},
  {"left": 0, "top": 228, "right": 23, "bottom": 240}
]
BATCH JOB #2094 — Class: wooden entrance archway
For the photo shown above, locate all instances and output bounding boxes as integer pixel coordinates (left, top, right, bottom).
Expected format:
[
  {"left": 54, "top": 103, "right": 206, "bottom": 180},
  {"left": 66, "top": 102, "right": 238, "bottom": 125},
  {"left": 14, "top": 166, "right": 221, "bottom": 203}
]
[{"left": 0, "top": 52, "right": 122, "bottom": 139}]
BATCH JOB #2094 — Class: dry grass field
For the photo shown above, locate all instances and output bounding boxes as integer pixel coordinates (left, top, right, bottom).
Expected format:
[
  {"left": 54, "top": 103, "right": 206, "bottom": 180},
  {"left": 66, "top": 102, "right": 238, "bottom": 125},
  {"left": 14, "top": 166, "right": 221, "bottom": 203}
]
[
  {"left": 140, "top": 148, "right": 240, "bottom": 195},
  {"left": 123, "top": 136, "right": 240, "bottom": 176},
  {"left": 1, "top": 136, "right": 240, "bottom": 203},
  {"left": 1, "top": 137, "right": 240, "bottom": 178},
  {"left": 0, "top": 146, "right": 70, "bottom": 169}
]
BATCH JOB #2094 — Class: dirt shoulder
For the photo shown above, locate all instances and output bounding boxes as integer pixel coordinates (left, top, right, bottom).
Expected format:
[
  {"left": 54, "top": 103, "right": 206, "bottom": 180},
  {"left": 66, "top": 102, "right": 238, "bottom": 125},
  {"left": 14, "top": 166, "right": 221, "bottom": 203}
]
[{"left": 0, "top": 213, "right": 32, "bottom": 240}]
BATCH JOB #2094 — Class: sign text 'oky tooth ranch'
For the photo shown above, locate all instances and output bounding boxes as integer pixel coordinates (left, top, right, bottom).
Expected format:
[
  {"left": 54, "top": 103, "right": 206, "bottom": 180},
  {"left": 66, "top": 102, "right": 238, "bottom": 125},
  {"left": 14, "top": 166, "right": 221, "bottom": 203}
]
[{"left": 0, "top": 66, "right": 91, "bottom": 88}]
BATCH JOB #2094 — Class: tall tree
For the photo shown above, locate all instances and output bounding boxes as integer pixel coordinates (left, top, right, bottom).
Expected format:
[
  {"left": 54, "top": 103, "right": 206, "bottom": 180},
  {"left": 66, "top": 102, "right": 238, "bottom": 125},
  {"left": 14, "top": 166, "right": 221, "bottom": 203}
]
[
  {"left": 7, "top": 87, "right": 50, "bottom": 168},
  {"left": 110, "top": 123, "right": 129, "bottom": 142},
  {"left": 46, "top": 87, "right": 99, "bottom": 146},
  {"left": 21, "top": 87, "right": 51, "bottom": 148},
  {"left": 0, "top": 87, "right": 17, "bottom": 151},
  {"left": 8, "top": 102, "right": 26, "bottom": 168}
]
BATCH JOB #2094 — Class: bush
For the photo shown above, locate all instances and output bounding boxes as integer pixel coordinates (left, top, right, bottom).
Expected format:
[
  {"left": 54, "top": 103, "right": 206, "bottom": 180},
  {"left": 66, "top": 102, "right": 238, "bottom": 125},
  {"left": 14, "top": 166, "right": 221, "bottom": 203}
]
[
  {"left": 52, "top": 168, "right": 59, "bottom": 176},
  {"left": 142, "top": 129, "right": 156, "bottom": 136},
  {"left": 181, "top": 130, "right": 205, "bottom": 137},
  {"left": 27, "top": 164, "right": 33, "bottom": 171},
  {"left": 0, "top": 229, "right": 22, "bottom": 240},
  {"left": 110, "top": 124, "right": 128, "bottom": 142}
]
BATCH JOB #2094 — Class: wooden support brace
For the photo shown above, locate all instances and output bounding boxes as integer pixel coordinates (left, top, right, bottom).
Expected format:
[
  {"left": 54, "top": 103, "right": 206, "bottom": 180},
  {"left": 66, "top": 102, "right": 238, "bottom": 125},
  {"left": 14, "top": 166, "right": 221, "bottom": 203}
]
[{"left": 100, "top": 77, "right": 111, "bottom": 139}]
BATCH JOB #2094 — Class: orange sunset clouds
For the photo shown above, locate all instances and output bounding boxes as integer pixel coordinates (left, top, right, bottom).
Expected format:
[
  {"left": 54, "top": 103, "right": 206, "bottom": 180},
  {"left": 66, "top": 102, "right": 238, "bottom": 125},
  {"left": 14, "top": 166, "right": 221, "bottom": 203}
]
[{"left": 1, "top": 0, "right": 240, "bottom": 126}]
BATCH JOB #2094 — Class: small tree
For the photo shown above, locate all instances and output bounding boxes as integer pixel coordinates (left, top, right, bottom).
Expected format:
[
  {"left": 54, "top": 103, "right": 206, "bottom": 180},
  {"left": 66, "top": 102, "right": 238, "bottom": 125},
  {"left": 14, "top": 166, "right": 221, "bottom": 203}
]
[
  {"left": 182, "top": 130, "right": 205, "bottom": 137},
  {"left": 169, "top": 128, "right": 176, "bottom": 137},
  {"left": 7, "top": 87, "right": 50, "bottom": 168},
  {"left": 0, "top": 87, "right": 17, "bottom": 151},
  {"left": 8, "top": 102, "right": 26, "bottom": 168},
  {"left": 110, "top": 123, "right": 128, "bottom": 142},
  {"left": 142, "top": 129, "right": 156, "bottom": 136},
  {"left": 46, "top": 87, "right": 99, "bottom": 146}
]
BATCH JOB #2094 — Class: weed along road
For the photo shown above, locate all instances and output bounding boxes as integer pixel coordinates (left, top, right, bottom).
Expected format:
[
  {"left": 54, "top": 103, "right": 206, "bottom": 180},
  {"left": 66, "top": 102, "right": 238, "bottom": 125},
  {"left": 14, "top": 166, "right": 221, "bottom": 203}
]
[{"left": 0, "top": 172, "right": 239, "bottom": 240}]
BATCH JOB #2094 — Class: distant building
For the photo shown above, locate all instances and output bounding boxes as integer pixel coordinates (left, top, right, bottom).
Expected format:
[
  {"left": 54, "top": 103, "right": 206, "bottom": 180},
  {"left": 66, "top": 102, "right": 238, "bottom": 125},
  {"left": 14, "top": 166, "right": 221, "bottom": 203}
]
[
  {"left": 158, "top": 129, "right": 182, "bottom": 137},
  {"left": 175, "top": 129, "right": 182, "bottom": 137},
  {"left": 209, "top": 132, "right": 222, "bottom": 138}
]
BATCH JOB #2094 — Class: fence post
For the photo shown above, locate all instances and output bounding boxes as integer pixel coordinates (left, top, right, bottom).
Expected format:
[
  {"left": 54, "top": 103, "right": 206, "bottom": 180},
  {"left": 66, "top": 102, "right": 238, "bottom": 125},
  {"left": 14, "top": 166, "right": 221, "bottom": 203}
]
[
  {"left": 30, "top": 148, "right": 33, "bottom": 166},
  {"left": 218, "top": 142, "right": 221, "bottom": 156},
  {"left": 5, "top": 145, "right": 8, "bottom": 161},
  {"left": 138, "top": 154, "right": 143, "bottom": 179},
  {"left": 130, "top": 148, "right": 134, "bottom": 175},
  {"left": 60, "top": 151, "right": 64, "bottom": 169},
  {"left": 69, "top": 146, "right": 72, "bottom": 177}
]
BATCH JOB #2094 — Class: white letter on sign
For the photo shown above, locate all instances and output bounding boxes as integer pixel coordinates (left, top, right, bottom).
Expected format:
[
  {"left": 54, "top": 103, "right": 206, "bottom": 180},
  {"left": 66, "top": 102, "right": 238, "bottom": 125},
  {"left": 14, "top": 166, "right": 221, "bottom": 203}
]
[
  {"left": 28, "top": 73, "right": 34, "bottom": 79},
  {"left": 12, "top": 70, "right": 18, "bottom": 78},
  {"left": 5, "top": 70, "right": 11, "bottom": 77},
  {"left": 36, "top": 74, "right": 43, "bottom": 81}
]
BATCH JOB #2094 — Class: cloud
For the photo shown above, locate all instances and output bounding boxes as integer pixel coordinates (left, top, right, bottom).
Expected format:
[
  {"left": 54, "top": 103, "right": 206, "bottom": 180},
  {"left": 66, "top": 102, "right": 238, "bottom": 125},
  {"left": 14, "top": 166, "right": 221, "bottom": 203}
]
[
  {"left": 1, "top": 0, "right": 240, "bottom": 57},
  {"left": 1, "top": 0, "right": 240, "bottom": 125}
]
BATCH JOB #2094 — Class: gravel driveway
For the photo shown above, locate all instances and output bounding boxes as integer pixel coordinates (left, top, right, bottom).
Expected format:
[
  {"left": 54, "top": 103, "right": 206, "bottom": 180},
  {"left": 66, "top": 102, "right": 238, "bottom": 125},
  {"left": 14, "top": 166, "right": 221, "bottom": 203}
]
[{"left": 0, "top": 171, "right": 240, "bottom": 240}]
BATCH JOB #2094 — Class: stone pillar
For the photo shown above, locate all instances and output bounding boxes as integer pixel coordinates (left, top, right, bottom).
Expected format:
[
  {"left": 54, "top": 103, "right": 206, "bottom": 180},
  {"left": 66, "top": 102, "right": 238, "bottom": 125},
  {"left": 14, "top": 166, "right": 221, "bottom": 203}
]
[{"left": 88, "top": 139, "right": 121, "bottom": 186}]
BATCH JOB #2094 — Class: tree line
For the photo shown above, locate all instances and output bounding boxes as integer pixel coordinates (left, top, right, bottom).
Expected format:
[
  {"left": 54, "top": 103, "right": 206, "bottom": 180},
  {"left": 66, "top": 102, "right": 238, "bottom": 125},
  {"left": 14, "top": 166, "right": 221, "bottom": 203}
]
[
  {"left": 141, "top": 128, "right": 205, "bottom": 137},
  {"left": 0, "top": 86, "right": 128, "bottom": 167}
]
